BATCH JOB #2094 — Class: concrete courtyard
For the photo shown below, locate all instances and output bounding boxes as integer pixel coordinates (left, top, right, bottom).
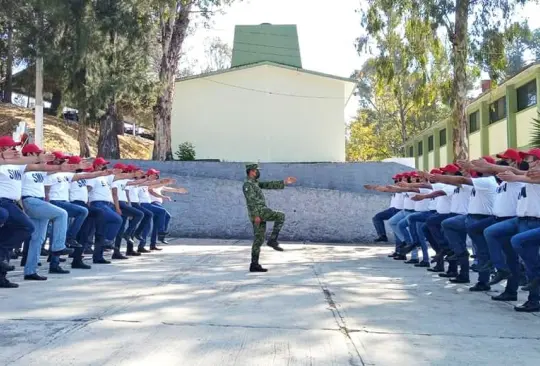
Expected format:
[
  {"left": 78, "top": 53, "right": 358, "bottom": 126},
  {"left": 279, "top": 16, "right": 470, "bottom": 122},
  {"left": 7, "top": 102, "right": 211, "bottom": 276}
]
[{"left": 1, "top": 239, "right": 540, "bottom": 366}]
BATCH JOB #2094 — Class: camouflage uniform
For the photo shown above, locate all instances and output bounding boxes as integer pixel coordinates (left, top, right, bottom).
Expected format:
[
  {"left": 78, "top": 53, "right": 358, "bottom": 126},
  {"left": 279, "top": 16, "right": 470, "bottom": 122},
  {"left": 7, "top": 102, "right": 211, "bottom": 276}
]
[{"left": 242, "top": 164, "right": 285, "bottom": 264}]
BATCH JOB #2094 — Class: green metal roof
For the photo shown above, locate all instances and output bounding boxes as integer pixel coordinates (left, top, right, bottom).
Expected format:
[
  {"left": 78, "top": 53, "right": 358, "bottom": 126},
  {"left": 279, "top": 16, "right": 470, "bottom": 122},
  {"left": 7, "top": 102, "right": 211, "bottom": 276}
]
[{"left": 231, "top": 24, "right": 302, "bottom": 68}]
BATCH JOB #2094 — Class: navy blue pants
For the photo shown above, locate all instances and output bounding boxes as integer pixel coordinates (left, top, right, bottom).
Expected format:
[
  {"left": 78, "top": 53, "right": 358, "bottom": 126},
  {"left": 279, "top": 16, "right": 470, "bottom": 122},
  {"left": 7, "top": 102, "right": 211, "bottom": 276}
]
[
  {"left": 0, "top": 199, "right": 34, "bottom": 263},
  {"left": 115, "top": 202, "right": 144, "bottom": 250},
  {"left": 372, "top": 207, "right": 399, "bottom": 238}
]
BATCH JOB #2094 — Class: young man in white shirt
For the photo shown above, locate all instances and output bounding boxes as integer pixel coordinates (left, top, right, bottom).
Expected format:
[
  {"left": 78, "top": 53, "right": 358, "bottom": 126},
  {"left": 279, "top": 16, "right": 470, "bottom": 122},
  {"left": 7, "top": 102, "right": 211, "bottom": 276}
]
[
  {"left": 149, "top": 181, "right": 187, "bottom": 244},
  {"left": 370, "top": 174, "right": 403, "bottom": 243}
]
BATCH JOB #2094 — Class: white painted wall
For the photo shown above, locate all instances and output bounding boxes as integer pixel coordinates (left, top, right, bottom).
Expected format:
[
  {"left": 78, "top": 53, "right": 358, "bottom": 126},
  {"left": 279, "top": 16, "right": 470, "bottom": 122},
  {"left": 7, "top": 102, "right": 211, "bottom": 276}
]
[
  {"left": 439, "top": 146, "right": 448, "bottom": 166},
  {"left": 516, "top": 107, "right": 538, "bottom": 148},
  {"left": 171, "top": 64, "right": 352, "bottom": 162},
  {"left": 428, "top": 151, "right": 434, "bottom": 170},
  {"left": 488, "top": 120, "right": 508, "bottom": 155},
  {"left": 469, "top": 132, "right": 482, "bottom": 160}
]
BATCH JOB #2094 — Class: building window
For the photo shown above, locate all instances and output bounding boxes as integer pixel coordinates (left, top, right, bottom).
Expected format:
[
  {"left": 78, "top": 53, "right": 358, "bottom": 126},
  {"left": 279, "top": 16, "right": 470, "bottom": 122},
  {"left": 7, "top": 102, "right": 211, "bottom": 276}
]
[
  {"left": 428, "top": 135, "right": 434, "bottom": 152},
  {"left": 408, "top": 146, "right": 414, "bottom": 157},
  {"left": 469, "top": 111, "right": 479, "bottom": 133},
  {"left": 517, "top": 80, "right": 537, "bottom": 111},
  {"left": 439, "top": 128, "right": 447, "bottom": 147},
  {"left": 418, "top": 141, "right": 423, "bottom": 156},
  {"left": 489, "top": 97, "right": 506, "bottom": 124}
]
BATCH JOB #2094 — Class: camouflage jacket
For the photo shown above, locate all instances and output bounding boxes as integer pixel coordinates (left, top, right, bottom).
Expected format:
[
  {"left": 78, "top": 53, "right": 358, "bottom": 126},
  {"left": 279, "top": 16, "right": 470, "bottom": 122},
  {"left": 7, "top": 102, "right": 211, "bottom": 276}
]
[{"left": 242, "top": 178, "right": 285, "bottom": 219}]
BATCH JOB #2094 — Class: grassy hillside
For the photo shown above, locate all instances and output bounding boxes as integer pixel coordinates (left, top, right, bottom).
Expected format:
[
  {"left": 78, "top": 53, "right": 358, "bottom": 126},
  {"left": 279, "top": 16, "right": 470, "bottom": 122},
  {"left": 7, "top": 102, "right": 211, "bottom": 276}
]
[{"left": 0, "top": 103, "right": 153, "bottom": 159}]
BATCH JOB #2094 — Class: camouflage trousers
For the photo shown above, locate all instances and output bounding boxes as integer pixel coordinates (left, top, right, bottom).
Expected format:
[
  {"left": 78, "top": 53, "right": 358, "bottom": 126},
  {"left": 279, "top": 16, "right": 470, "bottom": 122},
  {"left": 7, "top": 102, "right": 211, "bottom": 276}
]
[{"left": 251, "top": 208, "right": 285, "bottom": 263}]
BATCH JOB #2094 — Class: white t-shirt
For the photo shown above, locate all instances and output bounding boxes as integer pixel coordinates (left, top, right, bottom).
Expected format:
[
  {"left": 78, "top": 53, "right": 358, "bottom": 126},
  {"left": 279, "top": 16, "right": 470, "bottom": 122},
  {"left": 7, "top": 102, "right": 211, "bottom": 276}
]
[
  {"left": 0, "top": 164, "right": 26, "bottom": 200},
  {"left": 45, "top": 173, "right": 75, "bottom": 201},
  {"left": 467, "top": 176, "right": 498, "bottom": 215},
  {"left": 517, "top": 183, "right": 540, "bottom": 218},
  {"left": 432, "top": 183, "right": 452, "bottom": 214},
  {"left": 445, "top": 185, "right": 472, "bottom": 215},
  {"left": 112, "top": 179, "right": 130, "bottom": 202},
  {"left": 393, "top": 193, "right": 404, "bottom": 210},
  {"left": 414, "top": 188, "right": 432, "bottom": 212},
  {"left": 151, "top": 186, "right": 164, "bottom": 204},
  {"left": 22, "top": 171, "right": 47, "bottom": 198},
  {"left": 87, "top": 175, "right": 114, "bottom": 203},
  {"left": 403, "top": 192, "right": 417, "bottom": 210},
  {"left": 138, "top": 186, "right": 152, "bottom": 204},
  {"left": 127, "top": 186, "right": 140, "bottom": 203},
  {"left": 493, "top": 181, "right": 523, "bottom": 218},
  {"left": 69, "top": 178, "right": 89, "bottom": 203}
]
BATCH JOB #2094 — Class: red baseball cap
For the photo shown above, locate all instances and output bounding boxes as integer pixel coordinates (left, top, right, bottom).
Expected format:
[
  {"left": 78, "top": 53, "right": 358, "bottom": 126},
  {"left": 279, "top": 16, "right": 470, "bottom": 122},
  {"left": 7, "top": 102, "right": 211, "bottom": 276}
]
[
  {"left": 113, "top": 163, "right": 126, "bottom": 170},
  {"left": 0, "top": 136, "right": 21, "bottom": 148},
  {"left": 392, "top": 173, "right": 401, "bottom": 179},
  {"left": 482, "top": 156, "right": 496, "bottom": 164},
  {"left": 496, "top": 148, "right": 522, "bottom": 162},
  {"left": 67, "top": 156, "right": 82, "bottom": 164},
  {"left": 519, "top": 148, "right": 540, "bottom": 160},
  {"left": 441, "top": 164, "right": 460, "bottom": 173},
  {"left": 147, "top": 168, "right": 160, "bottom": 176},
  {"left": 93, "top": 157, "right": 109, "bottom": 166},
  {"left": 410, "top": 172, "right": 420, "bottom": 178},
  {"left": 21, "top": 143, "right": 43, "bottom": 154},
  {"left": 52, "top": 151, "right": 68, "bottom": 160},
  {"left": 430, "top": 168, "right": 443, "bottom": 174}
]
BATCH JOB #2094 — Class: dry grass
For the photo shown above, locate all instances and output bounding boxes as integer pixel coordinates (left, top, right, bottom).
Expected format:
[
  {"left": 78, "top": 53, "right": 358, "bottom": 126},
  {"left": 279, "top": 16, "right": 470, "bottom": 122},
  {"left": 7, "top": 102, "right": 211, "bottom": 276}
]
[{"left": 0, "top": 102, "right": 153, "bottom": 159}]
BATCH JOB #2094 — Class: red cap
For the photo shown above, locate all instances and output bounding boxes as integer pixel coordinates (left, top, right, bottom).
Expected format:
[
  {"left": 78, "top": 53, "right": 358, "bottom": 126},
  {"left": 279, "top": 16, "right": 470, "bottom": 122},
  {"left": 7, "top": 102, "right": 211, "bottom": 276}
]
[
  {"left": 93, "top": 157, "right": 109, "bottom": 166},
  {"left": 496, "top": 148, "right": 522, "bottom": 162},
  {"left": 430, "top": 168, "right": 443, "bottom": 174},
  {"left": 52, "top": 151, "right": 68, "bottom": 160},
  {"left": 113, "top": 163, "right": 126, "bottom": 170},
  {"left": 125, "top": 164, "right": 137, "bottom": 172},
  {"left": 0, "top": 136, "right": 21, "bottom": 148},
  {"left": 519, "top": 148, "right": 540, "bottom": 160},
  {"left": 441, "top": 164, "right": 460, "bottom": 173},
  {"left": 482, "top": 156, "right": 496, "bottom": 164},
  {"left": 392, "top": 173, "right": 401, "bottom": 179},
  {"left": 146, "top": 168, "right": 160, "bottom": 176},
  {"left": 410, "top": 172, "right": 420, "bottom": 178},
  {"left": 21, "top": 143, "right": 43, "bottom": 154},
  {"left": 67, "top": 156, "right": 82, "bottom": 164}
]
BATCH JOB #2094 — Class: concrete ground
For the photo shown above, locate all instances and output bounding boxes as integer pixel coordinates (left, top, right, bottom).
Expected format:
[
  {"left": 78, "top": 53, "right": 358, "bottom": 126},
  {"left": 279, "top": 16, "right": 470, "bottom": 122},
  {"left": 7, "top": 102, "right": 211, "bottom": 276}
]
[{"left": 1, "top": 240, "right": 540, "bottom": 366}]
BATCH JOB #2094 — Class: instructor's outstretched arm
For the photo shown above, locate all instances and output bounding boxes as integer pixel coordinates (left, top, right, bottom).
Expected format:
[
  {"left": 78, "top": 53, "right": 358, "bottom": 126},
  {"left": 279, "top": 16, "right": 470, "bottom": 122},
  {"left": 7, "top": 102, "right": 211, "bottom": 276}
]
[{"left": 258, "top": 176, "right": 296, "bottom": 189}]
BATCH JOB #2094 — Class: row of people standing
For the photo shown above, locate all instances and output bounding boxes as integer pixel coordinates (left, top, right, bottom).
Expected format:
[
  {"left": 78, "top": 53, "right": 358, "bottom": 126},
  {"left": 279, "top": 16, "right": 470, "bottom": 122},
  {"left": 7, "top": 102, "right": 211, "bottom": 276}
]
[
  {"left": 366, "top": 147, "right": 540, "bottom": 313},
  {"left": 0, "top": 136, "right": 186, "bottom": 288}
]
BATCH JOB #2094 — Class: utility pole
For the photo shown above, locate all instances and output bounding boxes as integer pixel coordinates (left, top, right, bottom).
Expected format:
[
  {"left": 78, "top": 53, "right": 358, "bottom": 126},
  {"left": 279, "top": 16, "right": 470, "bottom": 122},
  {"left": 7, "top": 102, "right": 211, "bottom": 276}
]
[{"left": 35, "top": 57, "right": 44, "bottom": 147}]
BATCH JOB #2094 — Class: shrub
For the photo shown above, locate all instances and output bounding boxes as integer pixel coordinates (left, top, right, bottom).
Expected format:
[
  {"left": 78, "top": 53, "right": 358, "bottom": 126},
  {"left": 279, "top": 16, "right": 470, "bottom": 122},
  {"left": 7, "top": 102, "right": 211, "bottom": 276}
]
[{"left": 175, "top": 142, "right": 196, "bottom": 161}]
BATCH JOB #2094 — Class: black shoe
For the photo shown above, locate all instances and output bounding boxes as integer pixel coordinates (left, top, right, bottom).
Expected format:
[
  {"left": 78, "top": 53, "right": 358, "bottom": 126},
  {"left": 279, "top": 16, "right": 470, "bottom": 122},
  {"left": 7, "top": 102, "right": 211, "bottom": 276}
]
[
  {"left": 387, "top": 252, "right": 397, "bottom": 258},
  {"left": 137, "top": 247, "right": 151, "bottom": 254},
  {"left": 0, "top": 277, "right": 19, "bottom": 288},
  {"left": 49, "top": 266, "right": 70, "bottom": 274},
  {"left": 393, "top": 254, "right": 407, "bottom": 260},
  {"left": 126, "top": 250, "right": 141, "bottom": 257},
  {"left": 158, "top": 235, "right": 170, "bottom": 244},
  {"left": 374, "top": 236, "right": 388, "bottom": 243},
  {"left": 24, "top": 273, "right": 48, "bottom": 281},
  {"left": 427, "top": 266, "right": 445, "bottom": 273},
  {"left": 150, "top": 245, "right": 163, "bottom": 251},
  {"left": 514, "top": 301, "right": 540, "bottom": 313},
  {"left": 52, "top": 248, "right": 75, "bottom": 256},
  {"left": 414, "top": 261, "right": 430, "bottom": 268},
  {"left": 488, "top": 269, "right": 512, "bottom": 286},
  {"left": 491, "top": 292, "right": 517, "bottom": 301},
  {"left": 93, "top": 259, "right": 111, "bottom": 264},
  {"left": 123, "top": 235, "right": 135, "bottom": 246},
  {"left": 267, "top": 240, "right": 284, "bottom": 252},
  {"left": 469, "top": 282, "right": 491, "bottom": 292},
  {"left": 400, "top": 244, "right": 418, "bottom": 255},
  {"left": 0, "top": 261, "right": 10, "bottom": 272},
  {"left": 66, "top": 239, "right": 82, "bottom": 248},
  {"left": 449, "top": 277, "right": 470, "bottom": 284},
  {"left": 249, "top": 263, "right": 268, "bottom": 272},
  {"left": 72, "top": 261, "right": 92, "bottom": 269},
  {"left": 439, "top": 272, "right": 458, "bottom": 278},
  {"left": 112, "top": 252, "right": 129, "bottom": 260},
  {"left": 447, "top": 251, "right": 469, "bottom": 261},
  {"left": 405, "top": 259, "right": 419, "bottom": 264},
  {"left": 40, "top": 248, "right": 49, "bottom": 256}
]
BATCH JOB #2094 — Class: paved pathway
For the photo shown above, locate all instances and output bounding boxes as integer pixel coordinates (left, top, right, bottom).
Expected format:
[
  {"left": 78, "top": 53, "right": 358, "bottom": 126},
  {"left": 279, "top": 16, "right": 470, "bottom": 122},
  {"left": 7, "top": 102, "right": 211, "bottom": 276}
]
[{"left": 1, "top": 239, "right": 540, "bottom": 365}]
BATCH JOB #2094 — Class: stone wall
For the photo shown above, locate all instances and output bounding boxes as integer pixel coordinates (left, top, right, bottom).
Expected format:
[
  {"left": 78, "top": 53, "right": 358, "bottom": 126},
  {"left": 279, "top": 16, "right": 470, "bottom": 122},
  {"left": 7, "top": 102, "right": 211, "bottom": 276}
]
[{"left": 113, "top": 160, "right": 410, "bottom": 243}]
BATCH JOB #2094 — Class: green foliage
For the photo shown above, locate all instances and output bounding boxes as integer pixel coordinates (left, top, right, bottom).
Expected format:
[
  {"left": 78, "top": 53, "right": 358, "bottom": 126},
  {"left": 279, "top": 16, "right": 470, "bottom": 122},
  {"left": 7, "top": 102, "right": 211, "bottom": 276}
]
[
  {"left": 175, "top": 141, "right": 196, "bottom": 161},
  {"left": 346, "top": 110, "right": 394, "bottom": 161}
]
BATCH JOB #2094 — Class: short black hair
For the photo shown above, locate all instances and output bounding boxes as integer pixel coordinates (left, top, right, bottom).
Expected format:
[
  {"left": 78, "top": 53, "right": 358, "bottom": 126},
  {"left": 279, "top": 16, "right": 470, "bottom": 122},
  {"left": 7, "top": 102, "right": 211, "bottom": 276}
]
[{"left": 496, "top": 159, "right": 510, "bottom": 166}]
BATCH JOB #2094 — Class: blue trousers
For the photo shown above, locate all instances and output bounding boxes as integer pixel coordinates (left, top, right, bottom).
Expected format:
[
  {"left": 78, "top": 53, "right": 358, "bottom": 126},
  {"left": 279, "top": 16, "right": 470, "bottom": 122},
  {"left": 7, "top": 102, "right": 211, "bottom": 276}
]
[
  {"left": 466, "top": 215, "right": 497, "bottom": 284},
  {"left": 90, "top": 201, "right": 122, "bottom": 261},
  {"left": 50, "top": 200, "right": 88, "bottom": 241},
  {"left": 71, "top": 201, "right": 105, "bottom": 259},
  {"left": 372, "top": 207, "right": 399, "bottom": 238},
  {"left": 407, "top": 211, "right": 435, "bottom": 262},
  {"left": 442, "top": 215, "right": 468, "bottom": 255},
  {"left": 115, "top": 202, "right": 144, "bottom": 250},
  {"left": 152, "top": 202, "right": 171, "bottom": 232},
  {"left": 388, "top": 210, "right": 416, "bottom": 258},
  {"left": 0, "top": 207, "right": 7, "bottom": 226},
  {"left": 511, "top": 219, "right": 540, "bottom": 302},
  {"left": 425, "top": 213, "right": 456, "bottom": 252},
  {"left": 0, "top": 198, "right": 34, "bottom": 262},
  {"left": 141, "top": 202, "right": 167, "bottom": 245},
  {"left": 133, "top": 203, "right": 153, "bottom": 246}
]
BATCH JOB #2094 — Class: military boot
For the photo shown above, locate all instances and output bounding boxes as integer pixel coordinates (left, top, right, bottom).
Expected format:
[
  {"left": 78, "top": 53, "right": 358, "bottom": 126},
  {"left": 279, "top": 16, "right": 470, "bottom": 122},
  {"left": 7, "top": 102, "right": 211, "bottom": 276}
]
[
  {"left": 249, "top": 263, "right": 268, "bottom": 272},
  {"left": 267, "top": 239, "right": 284, "bottom": 252}
]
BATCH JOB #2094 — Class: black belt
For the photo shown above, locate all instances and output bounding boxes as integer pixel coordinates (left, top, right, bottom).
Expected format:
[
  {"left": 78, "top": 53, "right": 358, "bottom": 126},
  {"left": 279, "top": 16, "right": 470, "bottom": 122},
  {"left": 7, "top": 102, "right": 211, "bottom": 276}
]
[
  {"left": 0, "top": 198, "right": 18, "bottom": 203},
  {"left": 519, "top": 216, "right": 540, "bottom": 221},
  {"left": 468, "top": 214, "right": 491, "bottom": 219},
  {"left": 22, "top": 196, "right": 44, "bottom": 201},
  {"left": 405, "top": 209, "right": 415, "bottom": 212}
]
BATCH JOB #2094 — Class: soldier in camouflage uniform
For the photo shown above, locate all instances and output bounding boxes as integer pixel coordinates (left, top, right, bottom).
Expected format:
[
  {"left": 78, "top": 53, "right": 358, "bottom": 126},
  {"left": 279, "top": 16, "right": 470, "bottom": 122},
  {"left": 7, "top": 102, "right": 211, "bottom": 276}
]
[{"left": 243, "top": 163, "right": 296, "bottom": 272}]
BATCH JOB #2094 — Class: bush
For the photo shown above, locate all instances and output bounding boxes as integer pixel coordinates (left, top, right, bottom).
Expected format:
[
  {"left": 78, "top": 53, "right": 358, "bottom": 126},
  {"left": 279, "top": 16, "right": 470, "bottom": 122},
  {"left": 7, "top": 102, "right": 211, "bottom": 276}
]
[{"left": 175, "top": 142, "right": 196, "bottom": 161}]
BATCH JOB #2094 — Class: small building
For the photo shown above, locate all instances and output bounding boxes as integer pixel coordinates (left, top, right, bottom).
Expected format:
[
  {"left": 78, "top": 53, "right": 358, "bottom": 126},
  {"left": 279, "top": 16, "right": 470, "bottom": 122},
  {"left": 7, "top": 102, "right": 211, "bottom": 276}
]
[
  {"left": 404, "top": 62, "right": 540, "bottom": 170},
  {"left": 171, "top": 24, "right": 356, "bottom": 162}
]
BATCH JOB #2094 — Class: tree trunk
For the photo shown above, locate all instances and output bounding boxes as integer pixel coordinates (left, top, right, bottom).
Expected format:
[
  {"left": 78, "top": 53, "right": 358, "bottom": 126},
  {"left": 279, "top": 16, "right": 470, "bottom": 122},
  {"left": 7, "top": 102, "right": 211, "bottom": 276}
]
[
  {"left": 152, "top": 2, "right": 193, "bottom": 161},
  {"left": 452, "top": 0, "right": 470, "bottom": 162},
  {"left": 78, "top": 109, "right": 91, "bottom": 157},
  {"left": 50, "top": 89, "right": 62, "bottom": 116},
  {"left": 2, "top": 24, "right": 14, "bottom": 104},
  {"left": 115, "top": 118, "right": 124, "bottom": 136},
  {"left": 98, "top": 101, "right": 121, "bottom": 159}
]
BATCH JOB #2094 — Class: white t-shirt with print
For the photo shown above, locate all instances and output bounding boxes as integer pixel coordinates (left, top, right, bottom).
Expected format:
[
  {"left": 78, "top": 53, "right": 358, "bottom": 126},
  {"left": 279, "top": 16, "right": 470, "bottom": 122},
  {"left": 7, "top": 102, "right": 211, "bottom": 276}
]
[
  {"left": 112, "top": 179, "right": 130, "bottom": 202},
  {"left": 493, "top": 181, "right": 523, "bottom": 218},
  {"left": 22, "top": 171, "right": 47, "bottom": 198},
  {"left": 0, "top": 164, "right": 26, "bottom": 200},
  {"left": 87, "top": 175, "right": 114, "bottom": 203},
  {"left": 69, "top": 177, "right": 89, "bottom": 203},
  {"left": 403, "top": 192, "right": 417, "bottom": 210},
  {"left": 444, "top": 185, "right": 472, "bottom": 215},
  {"left": 414, "top": 188, "right": 432, "bottom": 212},
  {"left": 45, "top": 173, "right": 75, "bottom": 201},
  {"left": 517, "top": 183, "right": 540, "bottom": 218},
  {"left": 431, "top": 183, "right": 452, "bottom": 214},
  {"left": 467, "top": 176, "right": 498, "bottom": 215},
  {"left": 127, "top": 186, "right": 140, "bottom": 203},
  {"left": 138, "top": 185, "right": 152, "bottom": 204}
]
